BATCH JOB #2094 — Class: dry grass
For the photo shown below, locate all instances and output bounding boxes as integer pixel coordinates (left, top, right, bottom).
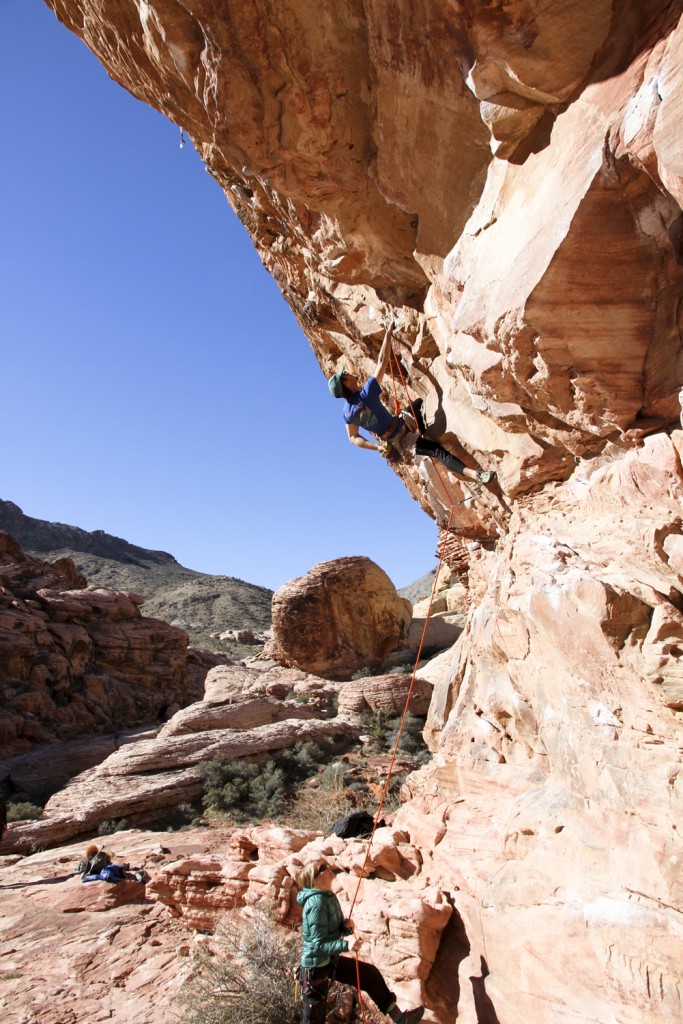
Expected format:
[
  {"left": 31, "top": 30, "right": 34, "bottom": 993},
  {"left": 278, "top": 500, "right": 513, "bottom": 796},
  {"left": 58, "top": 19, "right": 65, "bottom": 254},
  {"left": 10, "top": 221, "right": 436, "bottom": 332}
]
[
  {"left": 178, "top": 912, "right": 300, "bottom": 1024},
  {"left": 282, "top": 782, "right": 358, "bottom": 833}
]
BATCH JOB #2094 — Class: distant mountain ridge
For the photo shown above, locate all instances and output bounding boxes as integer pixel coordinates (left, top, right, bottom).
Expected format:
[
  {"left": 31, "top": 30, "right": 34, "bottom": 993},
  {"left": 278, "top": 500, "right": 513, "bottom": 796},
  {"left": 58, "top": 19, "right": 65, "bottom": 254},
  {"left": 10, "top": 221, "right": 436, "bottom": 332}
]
[
  {"left": 0, "top": 500, "right": 179, "bottom": 567},
  {"left": 0, "top": 500, "right": 272, "bottom": 649}
]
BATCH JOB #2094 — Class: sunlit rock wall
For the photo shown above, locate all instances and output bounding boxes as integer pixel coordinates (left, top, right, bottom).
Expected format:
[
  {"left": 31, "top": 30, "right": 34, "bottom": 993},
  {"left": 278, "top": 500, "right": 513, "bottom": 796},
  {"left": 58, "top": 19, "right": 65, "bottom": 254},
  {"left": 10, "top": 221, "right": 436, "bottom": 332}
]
[{"left": 44, "top": 1, "right": 683, "bottom": 1021}]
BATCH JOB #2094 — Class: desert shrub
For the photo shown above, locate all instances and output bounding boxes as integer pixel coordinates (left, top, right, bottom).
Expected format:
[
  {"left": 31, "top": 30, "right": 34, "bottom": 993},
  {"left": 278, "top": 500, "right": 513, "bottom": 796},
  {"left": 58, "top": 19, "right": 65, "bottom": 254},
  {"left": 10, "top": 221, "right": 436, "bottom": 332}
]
[
  {"left": 97, "top": 817, "right": 129, "bottom": 836},
  {"left": 283, "top": 755, "right": 359, "bottom": 832},
  {"left": 6, "top": 801, "right": 43, "bottom": 822},
  {"left": 386, "top": 713, "right": 430, "bottom": 762},
  {"left": 392, "top": 662, "right": 414, "bottom": 675},
  {"left": 179, "top": 912, "right": 300, "bottom": 1024},
  {"left": 199, "top": 742, "right": 333, "bottom": 823},
  {"left": 351, "top": 665, "right": 386, "bottom": 680},
  {"left": 317, "top": 761, "right": 347, "bottom": 791},
  {"left": 360, "top": 709, "right": 389, "bottom": 746},
  {"left": 162, "top": 802, "right": 203, "bottom": 832},
  {"left": 284, "top": 783, "right": 358, "bottom": 833},
  {"left": 360, "top": 711, "right": 430, "bottom": 762}
]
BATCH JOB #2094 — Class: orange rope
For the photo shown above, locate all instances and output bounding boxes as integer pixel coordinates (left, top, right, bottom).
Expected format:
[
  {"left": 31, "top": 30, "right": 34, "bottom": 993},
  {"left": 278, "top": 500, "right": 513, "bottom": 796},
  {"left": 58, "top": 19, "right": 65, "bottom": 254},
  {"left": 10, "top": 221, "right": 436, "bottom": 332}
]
[
  {"left": 389, "top": 348, "right": 401, "bottom": 416},
  {"left": 387, "top": 345, "right": 461, "bottom": 511},
  {"left": 347, "top": 340, "right": 463, "bottom": 1018},
  {"left": 347, "top": 503, "right": 455, "bottom": 1022},
  {"left": 347, "top": 500, "right": 455, "bottom": 918}
]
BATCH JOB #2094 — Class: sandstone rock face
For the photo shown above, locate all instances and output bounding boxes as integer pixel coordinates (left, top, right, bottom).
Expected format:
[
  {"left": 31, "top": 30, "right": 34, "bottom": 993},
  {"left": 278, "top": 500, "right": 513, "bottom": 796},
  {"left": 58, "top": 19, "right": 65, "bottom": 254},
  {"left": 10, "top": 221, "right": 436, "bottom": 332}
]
[
  {"left": 337, "top": 672, "right": 432, "bottom": 719},
  {"left": 415, "top": 433, "right": 683, "bottom": 1024},
  {"left": 268, "top": 556, "right": 413, "bottom": 679},
  {"left": 31, "top": 3, "right": 683, "bottom": 1021},
  {"left": 0, "top": 532, "right": 226, "bottom": 758},
  {"left": 0, "top": 663, "right": 354, "bottom": 854},
  {"left": 0, "top": 830, "right": 227, "bottom": 1024},
  {"left": 1, "top": 727, "right": 157, "bottom": 803},
  {"left": 46, "top": 0, "right": 683, "bottom": 534}
]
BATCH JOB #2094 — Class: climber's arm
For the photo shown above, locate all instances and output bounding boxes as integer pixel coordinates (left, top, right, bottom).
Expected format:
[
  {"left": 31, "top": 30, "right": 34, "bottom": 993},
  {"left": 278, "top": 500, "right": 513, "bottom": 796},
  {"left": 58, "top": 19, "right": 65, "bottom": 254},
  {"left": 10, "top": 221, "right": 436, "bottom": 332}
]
[
  {"left": 346, "top": 423, "right": 380, "bottom": 452},
  {"left": 373, "top": 321, "right": 395, "bottom": 384}
]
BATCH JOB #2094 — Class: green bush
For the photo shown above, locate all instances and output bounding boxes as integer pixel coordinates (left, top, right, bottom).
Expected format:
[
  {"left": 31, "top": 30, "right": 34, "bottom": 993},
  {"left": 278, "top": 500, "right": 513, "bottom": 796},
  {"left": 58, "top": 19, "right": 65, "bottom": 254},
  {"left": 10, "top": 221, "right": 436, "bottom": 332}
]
[
  {"left": 179, "top": 912, "right": 300, "bottom": 1024},
  {"left": 317, "top": 761, "right": 347, "bottom": 791},
  {"left": 97, "top": 817, "right": 129, "bottom": 836},
  {"left": 360, "top": 711, "right": 430, "bottom": 762},
  {"left": 6, "top": 801, "right": 43, "bottom": 822},
  {"left": 387, "top": 713, "right": 430, "bottom": 762},
  {"left": 198, "top": 742, "right": 333, "bottom": 823},
  {"left": 393, "top": 662, "right": 414, "bottom": 675}
]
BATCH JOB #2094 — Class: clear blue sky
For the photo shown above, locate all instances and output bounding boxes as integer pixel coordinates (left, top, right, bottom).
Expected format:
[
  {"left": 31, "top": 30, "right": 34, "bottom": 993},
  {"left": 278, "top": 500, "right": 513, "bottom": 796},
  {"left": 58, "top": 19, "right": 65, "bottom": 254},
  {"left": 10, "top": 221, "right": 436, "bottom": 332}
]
[{"left": 1, "top": 0, "right": 437, "bottom": 591}]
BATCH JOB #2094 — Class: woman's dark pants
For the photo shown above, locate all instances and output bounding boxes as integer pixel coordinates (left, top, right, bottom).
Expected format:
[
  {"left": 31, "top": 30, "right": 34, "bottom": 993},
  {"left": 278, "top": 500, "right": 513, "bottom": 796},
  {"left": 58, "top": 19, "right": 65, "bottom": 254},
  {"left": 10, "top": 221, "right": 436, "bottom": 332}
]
[
  {"left": 414, "top": 436, "right": 466, "bottom": 476},
  {"left": 301, "top": 957, "right": 395, "bottom": 1023}
]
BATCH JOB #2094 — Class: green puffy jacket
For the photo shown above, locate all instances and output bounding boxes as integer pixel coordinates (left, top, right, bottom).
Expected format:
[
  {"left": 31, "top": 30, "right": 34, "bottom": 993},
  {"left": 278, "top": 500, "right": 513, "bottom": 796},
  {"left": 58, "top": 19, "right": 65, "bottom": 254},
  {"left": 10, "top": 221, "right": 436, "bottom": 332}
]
[{"left": 297, "top": 887, "right": 349, "bottom": 968}]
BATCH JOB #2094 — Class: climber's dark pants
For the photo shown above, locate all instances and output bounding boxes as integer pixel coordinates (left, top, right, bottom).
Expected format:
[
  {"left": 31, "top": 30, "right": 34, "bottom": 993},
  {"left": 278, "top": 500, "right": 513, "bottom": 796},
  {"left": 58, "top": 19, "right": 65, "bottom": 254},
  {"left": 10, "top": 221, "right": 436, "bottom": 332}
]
[
  {"left": 415, "top": 436, "right": 466, "bottom": 476},
  {"left": 300, "top": 957, "right": 396, "bottom": 1023}
]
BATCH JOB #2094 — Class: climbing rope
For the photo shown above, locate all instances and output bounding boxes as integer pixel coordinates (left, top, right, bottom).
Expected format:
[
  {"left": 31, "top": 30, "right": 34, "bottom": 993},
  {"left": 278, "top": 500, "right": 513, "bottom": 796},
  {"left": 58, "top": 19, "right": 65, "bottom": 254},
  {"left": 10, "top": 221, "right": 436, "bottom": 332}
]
[
  {"left": 387, "top": 344, "right": 459, "bottom": 510},
  {"left": 347, "top": 500, "right": 456, "bottom": 1022},
  {"left": 345, "top": 324, "right": 484, "bottom": 1018},
  {"left": 387, "top": 340, "right": 498, "bottom": 521},
  {"left": 347, "top": 502, "right": 454, "bottom": 916}
]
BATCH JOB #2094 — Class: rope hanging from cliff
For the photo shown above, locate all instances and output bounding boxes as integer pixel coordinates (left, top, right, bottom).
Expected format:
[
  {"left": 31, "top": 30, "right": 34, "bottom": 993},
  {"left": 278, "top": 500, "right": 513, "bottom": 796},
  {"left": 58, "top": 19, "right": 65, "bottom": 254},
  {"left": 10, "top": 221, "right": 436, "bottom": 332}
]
[
  {"left": 344, "top": 334, "right": 473, "bottom": 1019},
  {"left": 347, "top": 500, "right": 456, "bottom": 1023},
  {"left": 347, "top": 502, "right": 456, "bottom": 919},
  {"left": 387, "top": 345, "right": 460, "bottom": 511}
]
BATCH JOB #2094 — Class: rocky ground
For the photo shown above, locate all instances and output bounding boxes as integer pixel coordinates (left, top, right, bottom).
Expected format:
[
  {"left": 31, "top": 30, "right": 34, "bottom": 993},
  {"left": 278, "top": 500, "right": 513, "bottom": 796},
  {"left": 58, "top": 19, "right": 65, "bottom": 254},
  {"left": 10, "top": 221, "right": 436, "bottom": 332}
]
[{"left": 0, "top": 821, "right": 442, "bottom": 1024}]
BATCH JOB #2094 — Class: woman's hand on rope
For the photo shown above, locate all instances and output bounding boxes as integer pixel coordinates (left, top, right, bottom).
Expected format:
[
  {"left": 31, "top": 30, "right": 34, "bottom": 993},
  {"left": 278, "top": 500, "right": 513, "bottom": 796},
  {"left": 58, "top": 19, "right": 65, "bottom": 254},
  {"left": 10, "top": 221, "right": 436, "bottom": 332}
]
[{"left": 346, "top": 934, "right": 360, "bottom": 952}]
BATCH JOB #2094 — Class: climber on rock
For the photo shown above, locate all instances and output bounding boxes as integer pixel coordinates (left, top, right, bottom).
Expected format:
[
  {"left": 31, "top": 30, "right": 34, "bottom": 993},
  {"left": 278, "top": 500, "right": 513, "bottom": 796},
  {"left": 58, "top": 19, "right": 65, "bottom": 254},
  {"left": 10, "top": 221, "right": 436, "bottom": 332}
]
[
  {"left": 296, "top": 859, "right": 424, "bottom": 1024},
  {"left": 328, "top": 320, "right": 495, "bottom": 485}
]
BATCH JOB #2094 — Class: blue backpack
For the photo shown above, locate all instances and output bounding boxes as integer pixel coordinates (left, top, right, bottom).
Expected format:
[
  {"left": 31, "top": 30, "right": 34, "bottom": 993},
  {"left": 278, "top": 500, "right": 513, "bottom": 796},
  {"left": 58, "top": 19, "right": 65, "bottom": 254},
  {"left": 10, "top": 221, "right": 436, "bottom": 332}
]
[{"left": 100, "top": 864, "right": 126, "bottom": 883}]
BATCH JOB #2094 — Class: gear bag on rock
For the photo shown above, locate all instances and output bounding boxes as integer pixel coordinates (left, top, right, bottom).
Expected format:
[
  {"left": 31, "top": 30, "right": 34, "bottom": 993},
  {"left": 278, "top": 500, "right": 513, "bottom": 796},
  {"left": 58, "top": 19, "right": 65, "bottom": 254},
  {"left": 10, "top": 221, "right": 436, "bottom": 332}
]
[{"left": 331, "top": 811, "right": 383, "bottom": 839}]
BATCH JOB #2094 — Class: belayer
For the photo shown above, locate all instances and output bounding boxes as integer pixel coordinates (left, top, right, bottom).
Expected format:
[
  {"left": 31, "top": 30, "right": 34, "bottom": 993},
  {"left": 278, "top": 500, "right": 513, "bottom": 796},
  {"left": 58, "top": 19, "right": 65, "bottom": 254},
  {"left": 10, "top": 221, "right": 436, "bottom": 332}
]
[
  {"left": 297, "top": 859, "right": 424, "bottom": 1024},
  {"left": 328, "top": 320, "right": 495, "bottom": 485}
]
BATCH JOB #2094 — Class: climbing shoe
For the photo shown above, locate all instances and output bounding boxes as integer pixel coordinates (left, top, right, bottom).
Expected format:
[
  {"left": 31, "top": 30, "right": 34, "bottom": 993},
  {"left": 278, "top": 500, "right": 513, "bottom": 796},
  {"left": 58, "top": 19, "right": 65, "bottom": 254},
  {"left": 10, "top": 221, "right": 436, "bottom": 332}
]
[
  {"left": 476, "top": 470, "right": 495, "bottom": 485},
  {"left": 393, "top": 1009, "right": 425, "bottom": 1024}
]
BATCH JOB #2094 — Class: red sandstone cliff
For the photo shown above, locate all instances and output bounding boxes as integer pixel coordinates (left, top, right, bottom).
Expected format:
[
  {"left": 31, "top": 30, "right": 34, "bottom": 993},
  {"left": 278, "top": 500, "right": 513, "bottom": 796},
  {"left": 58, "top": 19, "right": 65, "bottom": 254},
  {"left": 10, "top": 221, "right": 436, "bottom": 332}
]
[
  {"left": 0, "top": 531, "right": 225, "bottom": 758},
  {"left": 17, "top": 2, "right": 683, "bottom": 1022}
]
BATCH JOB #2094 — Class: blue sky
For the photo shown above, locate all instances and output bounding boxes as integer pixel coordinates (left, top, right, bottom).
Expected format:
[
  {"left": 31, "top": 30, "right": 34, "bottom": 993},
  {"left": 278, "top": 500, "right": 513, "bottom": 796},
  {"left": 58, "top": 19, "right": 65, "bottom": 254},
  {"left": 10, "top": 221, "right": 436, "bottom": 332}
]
[{"left": 1, "top": 0, "right": 437, "bottom": 591}]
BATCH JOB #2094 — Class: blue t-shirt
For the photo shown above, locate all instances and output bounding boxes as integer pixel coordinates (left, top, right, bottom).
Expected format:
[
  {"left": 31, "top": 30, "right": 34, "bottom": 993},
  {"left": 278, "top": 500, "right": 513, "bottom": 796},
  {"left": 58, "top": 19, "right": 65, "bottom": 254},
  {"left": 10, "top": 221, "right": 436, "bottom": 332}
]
[{"left": 343, "top": 377, "right": 393, "bottom": 437}]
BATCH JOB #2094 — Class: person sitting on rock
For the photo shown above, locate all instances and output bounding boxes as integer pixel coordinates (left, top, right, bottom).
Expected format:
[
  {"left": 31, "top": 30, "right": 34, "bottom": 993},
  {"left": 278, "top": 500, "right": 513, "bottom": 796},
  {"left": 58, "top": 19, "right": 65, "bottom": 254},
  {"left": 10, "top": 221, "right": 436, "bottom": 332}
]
[
  {"left": 76, "top": 844, "right": 112, "bottom": 876},
  {"left": 297, "top": 859, "right": 424, "bottom": 1024},
  {"left": 77, "top": 844, "right": 150, "bottom": 884},
  {"left": 328, "top": 320, "right": 495, "bottom": 485}
]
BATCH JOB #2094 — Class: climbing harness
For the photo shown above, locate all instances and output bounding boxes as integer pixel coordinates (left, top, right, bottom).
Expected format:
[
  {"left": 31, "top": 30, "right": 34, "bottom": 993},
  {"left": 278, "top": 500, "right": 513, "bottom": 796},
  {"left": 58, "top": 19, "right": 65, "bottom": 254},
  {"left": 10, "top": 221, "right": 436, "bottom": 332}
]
[{"left": 386, "top": 340, "right": 505, "bottom": 530}]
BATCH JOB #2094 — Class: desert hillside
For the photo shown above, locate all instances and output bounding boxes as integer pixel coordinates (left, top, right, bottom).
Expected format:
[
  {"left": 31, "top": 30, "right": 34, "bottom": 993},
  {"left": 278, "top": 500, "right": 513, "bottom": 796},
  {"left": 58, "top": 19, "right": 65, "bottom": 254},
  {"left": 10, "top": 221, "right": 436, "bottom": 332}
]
[{"left": 0, "top": 500, "right": 273, "bottom": 650}]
